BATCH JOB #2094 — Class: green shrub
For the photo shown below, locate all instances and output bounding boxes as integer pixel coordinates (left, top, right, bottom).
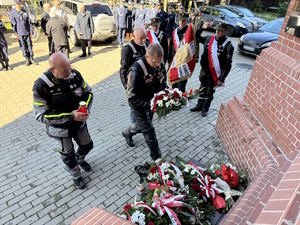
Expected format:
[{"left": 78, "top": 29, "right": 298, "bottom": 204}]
[
  {"left": 250, "top": 0, "right": 263, "bottom": 13},
  {"left": 278, "top": 2, "right": 289, "bottom": 17}
]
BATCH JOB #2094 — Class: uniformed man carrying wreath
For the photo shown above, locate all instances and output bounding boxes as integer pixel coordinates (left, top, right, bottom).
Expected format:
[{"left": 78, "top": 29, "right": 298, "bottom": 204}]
[
  {"left": 146, "top": 17, "right": 168, "bottom": 64},
  {"left": 190, "top": 21, "right": 234, "bottom": 116}
]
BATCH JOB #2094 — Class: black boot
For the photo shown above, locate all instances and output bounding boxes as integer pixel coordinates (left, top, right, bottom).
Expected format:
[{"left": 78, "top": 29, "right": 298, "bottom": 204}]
[
  {"left": 190, "top": 102, "right": 203, "bottom": 112},
  {"left": 78, "top": 161, "right": 91, "bottom": 172},
  {"left": 122, "top": 129, "right": 134, "bottom": 147},
  {"left": 73, "top": 177, "right": 86, "bottom": 189},
  {"left": 30, "top": 57, "right": 38, "bottom": 65},
  {"left": 201, "top": 109, "right": 209, "bottom": 117},
  {"left": 25, "top": 57, "right": 30, "bottom": 66}
]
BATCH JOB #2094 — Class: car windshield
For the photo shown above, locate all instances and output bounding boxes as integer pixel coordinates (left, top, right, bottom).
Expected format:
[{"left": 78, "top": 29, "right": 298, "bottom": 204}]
[
  {"left": 259, "top": 20, "right": 283, "bottom": 34},
  {"left": 222, "top": 9, "right": 239, "bottom": 18},
  {"left": 85, "top": 5, "right": 113, "bottom": 16},
  {"left": 239, "top": 8, "right": 255, "bottom": 17}
]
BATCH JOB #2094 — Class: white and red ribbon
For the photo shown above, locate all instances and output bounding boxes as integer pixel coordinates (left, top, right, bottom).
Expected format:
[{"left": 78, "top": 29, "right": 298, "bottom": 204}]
[
  {"left": 134, "top": 195, "right": 158, "bottom": 216},
  {"left": 208, "top": 35, "right": 221, "bottom": 87},
  {"left": 147, "top": 29, "right": 159, "bottom": 44}
]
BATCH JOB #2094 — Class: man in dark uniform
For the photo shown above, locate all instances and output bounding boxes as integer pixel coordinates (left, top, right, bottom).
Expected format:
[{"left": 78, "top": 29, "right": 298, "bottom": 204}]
[
  {"left": 146, "top": 17, "right": 168, "bottom": 64},
  {"left": 123, "top": 43, "right": 164, "bottom": 163},
  {"left": 115, "top": 0, "right": 127, "bottom": 48},
  {"left": 46, "top": 12, "right": 69, "bottom": 58},
  {"left": 168, "top": 12, "right": 189, "bottom": 92},
  {"left": 10, "top": 0, "right": 38, "bottom": 66},
  {"left": 0, "top": 16, "right": 12, "bottom": 70},
  {"left": 41, "top": 3, "right": 52, "bottom": 56},
  {"left": 164, "top": 5, "right": 175, "bottom": 46},
  {"left": 32, "top": 52, "right": 94, "bottom": 189},
  {"left": 190, "top": 21, "right": 234, "bottom": 116},
  {"left": 120, "top": 26, "right": 147, "bottom": 147},
  {"left": 156, "top": 2, "right": 167, "bottom": 31},
  {"left": 194, "top": 7, "right": 204, "bottom": 62}
]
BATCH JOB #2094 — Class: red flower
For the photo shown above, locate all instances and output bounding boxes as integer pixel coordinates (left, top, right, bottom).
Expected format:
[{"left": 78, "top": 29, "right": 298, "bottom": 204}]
[
  {"left": 189, "top": 89, "right": 193, "bottom": 96},
  {"left": 183, "top": 91, "right": 187, "bottom": 97},
  {"left": 215, "top": 170, "right": 221, "bottom": 176},
  {"left": 157, "top": 95, "right": 164, "bottom": 100},
  {"left": 150, "top": 167, "right": 156, "bottom": 174},
  {"left": 145, "top": 208, "right": 150, "bottom": 213},
  {"left": 166, "top": 180, "right": 174, "bottom": 187},
  {"left": 173, "top": 91, "right": 180, "bottom": 99},
  {"left": 148, "top": 222, "right": 155, "bottom": 225},
  {"left": 194, "top": 89, "right": 198, "bottom": 93},
  {"left": 192, "top": 184, "right": 200, "bottom": 191},
  {"left": 164, "top": 89, "right": 169, "bottom": 95},
  {"left": 124, "top": 204, "right": 131, "bottom": 211},
  {"left": 193, "top": 178, "right": 198, "bottom": 184}
]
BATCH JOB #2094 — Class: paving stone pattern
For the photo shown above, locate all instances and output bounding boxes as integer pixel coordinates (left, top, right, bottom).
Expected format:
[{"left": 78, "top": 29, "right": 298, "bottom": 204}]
[{"left": 0, "top": 31, "right": 255, "bottom": 224}]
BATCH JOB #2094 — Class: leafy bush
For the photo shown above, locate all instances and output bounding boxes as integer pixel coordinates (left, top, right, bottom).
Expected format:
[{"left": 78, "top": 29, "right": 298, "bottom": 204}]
[
  {"left": 278, "top": 2, "right": 289, "bottom": 17},
  {"left": 250, "top": 0, "right": 263, "bottom": 13}
]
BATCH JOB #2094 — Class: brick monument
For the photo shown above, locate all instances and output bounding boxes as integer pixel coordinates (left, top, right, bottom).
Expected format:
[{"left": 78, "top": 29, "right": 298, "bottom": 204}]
[{"left": 215, "top": 0, "right": 300, "bottom": 224}]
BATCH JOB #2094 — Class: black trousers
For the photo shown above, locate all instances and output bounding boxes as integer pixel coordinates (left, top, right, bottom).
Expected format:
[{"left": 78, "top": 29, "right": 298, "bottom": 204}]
[
  {"left": 0, "top": 42, "right": 9, "bottom": 67},
  {"left": 127, "top": 106, "right": 161, "bottom": 161},
  {"left": 47, "top": 36, "right": 54, "bottom": 55},
  {"left": 56, "top": 45, "right": 69, "bottom": 59},
  {"left": 172, "top": 79, "right": 188, "bottom": 93},
  {"left": 197, "top": 69, "right": 215, "bottom": 111}
]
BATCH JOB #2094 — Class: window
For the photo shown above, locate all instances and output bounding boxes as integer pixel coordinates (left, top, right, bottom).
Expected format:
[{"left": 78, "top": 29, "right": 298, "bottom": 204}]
[
  {"left": 60, "top": 1, "right": 65, "bottom": 9},
  {"left": 85, "top": 5, "right": 113, "bottom": 16},
  {"left": 212, "top": 9, "right": 222, "bottom": 17},
  {"left": 202, "top": 7, "right": 211, "bottom": 15},
  {"left": 72, "top": 3, "right": 78, "bottom": 15}
]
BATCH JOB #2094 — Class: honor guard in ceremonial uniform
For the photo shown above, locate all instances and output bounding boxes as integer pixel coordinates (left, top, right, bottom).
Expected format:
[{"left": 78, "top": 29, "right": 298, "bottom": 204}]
[
  {"left": 126, "top": 1, "right": 135, "bottom": 43},
  {"left": 194, "top": 7, "right": 204, "bottom": 62},
  {"left": 10, "top": 0, "right": 38, "bottom": 66},
  {"left": 175, "top": 4, "right": 185, "bottom": 27},
  {"left": 145, "top": 1, "right": 157, "bottom": 25},
  {"left": 0, "top": 16, "right": 12, "bottom": 70},
  {"left": 190, "top": 22, "right": 234, "bottom": 116},
  {"left": 146, "top": 17, "right": 168, "bottom": 63},
  {"left": 156, "top": 2, "right": 167, "bottom": 31},
  {"left": 33, "top": 52, "right": 94, "bottom": 189},
  {"left": 123, "top": 43, "right": 166, "bottom": 163},
  {"left": 164, "top": 5, "right": 175, "bottom": 46},
  {"left": 188, "top": 8, "right": 196, "bottom": 25},
  {"left": 135, "top": 1, "right": 147, "bottom": 27},
  {"left": 168, "top": 12, "right": 189, "bottom": 92},
  {"left": 116, "top": 0, "right": 127, "bottom": 47},
  {"left": 120, "top": 26, "right": 147, "bottom": 147}
]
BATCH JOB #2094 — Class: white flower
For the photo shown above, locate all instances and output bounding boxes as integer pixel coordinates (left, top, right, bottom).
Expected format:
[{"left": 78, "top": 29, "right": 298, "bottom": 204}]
[
  {"left": 191, "top": 170, "right": 196, "bottom": 175},
  {"left": 165, "top": 102, "right": 170, "bottom": 108},
  {"left": 157, "top": 100, "right": 163, "bottom": 107},
  {"left": 169, "top": 90, "right": 174, "bottom": 94},
  {"left": 184, "top": 167, "right": 189, "bottom": 173},
  {"left": 170, "top": 99, "right": 175, "bottom": 105},
  {"left": 161, "top": 162, "right": 170, "bottom": 171},
  {"left": 163, "top": 96, "right": 168, "bottom": 101},
  {"left": 131, "top": 211, "right": 146, "bottom": 225},
  {"left": 147, "top": 174, "right": 153, "bottom": 180},
  {"left": 120, "top": 214, "right": 127, "bottom": 219},
  {"left": 163, "top": 174, "right": 169, "bottom": 180},
  {"left": 226, "top": 163, "right": 236, "bottom": 171}
]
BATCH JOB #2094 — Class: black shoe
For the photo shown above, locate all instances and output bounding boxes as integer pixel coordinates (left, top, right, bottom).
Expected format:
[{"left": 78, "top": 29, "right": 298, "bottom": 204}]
[
  {"left": 122, "top": 131, "right": 134, "bottom": 147},
  {"left": 79, "top": 54, "right": 87, "bottom": 58},
  {"left": 88, "top": 52, "right": 91, "bottom": 57},
  {"left": 25, "top": 57, "right": 30, "bottom": 66},
  {"left": 73, "top": 177, "right": 86, "bottom": 189},
  {"left": 6, "top": 66, "right": 12, "bottom": 70},
  {"left": 201, "top": 110, "right": 208, "bottom": 117},
  {"left": 30, "top": 57, "right": 38, "bottom": 65},
  {"left": 78, "top": 161, "right": 91, "bottom": 172},
  {"left": 190, "top": 104, "right": 203, "bottom": 112},
  {"left": 1, "top": 67, "right": 7, "bottom": 71}
]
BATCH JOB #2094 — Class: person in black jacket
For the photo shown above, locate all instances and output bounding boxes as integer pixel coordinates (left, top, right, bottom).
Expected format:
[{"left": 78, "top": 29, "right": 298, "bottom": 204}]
[
  {"left": 122, "top": 43, "right": 165, "bottom": 162},
  {"left": 120, "top": 26, "right": 147, "bottom": 147},
  {"left": 168, "top": 12, "right": 189, "bottom": 92},
  {"left": 41, "top": 3, "right": 52, "bottom": 56},
  {"left": 164, "top": 5, "right": 175, "bottom": 46},
  {"left": 190, "top": 21, "right": 234, "bottom": 116},
  {"left": 146, "top": 17, "right": 168, "bottom": 63}
]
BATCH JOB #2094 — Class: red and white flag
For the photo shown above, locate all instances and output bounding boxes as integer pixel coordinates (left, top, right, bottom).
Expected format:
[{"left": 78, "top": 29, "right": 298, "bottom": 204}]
[
  {"left": 168, "top": 24, "right": 196, "bottom": 85},
  {"left": 147, "top": 29, "right": 159, "bottom": 44}
]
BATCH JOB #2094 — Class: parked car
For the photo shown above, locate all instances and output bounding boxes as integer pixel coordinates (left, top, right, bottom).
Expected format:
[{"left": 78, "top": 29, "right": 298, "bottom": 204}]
[
  {"left": 216, "top": 5, "right": 268, "bottom": 30},
  {"left": 237, "top": 18, "right": 284, "bottom": 56},
  {"left": 201, "top": 6, "right": 253, "bottom": 36},
  {"left": 61, "top": 0, "right": 117, "bottom": 46}
]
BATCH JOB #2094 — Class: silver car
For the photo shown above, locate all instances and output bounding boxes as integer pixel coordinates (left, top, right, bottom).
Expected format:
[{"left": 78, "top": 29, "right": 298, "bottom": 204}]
[{"left": 60, "top": 0, "right": 117, "bottom": 45}]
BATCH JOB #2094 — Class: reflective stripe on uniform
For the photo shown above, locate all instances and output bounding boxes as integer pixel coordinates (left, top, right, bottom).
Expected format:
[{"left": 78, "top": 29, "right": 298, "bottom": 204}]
[
  {"left": 33, "top": 101, "right": 46, "bottom": 106},
  {"left": 128, "top": 42, "right": 137, "bottom": 54},
  {"left": 137, "top": 59, "right": 148, "bottom": 76},
  {"left": 86, "top": 94, "right": 92, "bottom": 106},
  {"left": 222, "top": 38, "right": 229, "bottom": 48},
  {"left": 40, "top": 74, "right": 54, "bottom": 87},
  {"left": 45, "top": 112, "right": 73, "bottom": 118},
  {"left": 83, "top": 81, "right": 87, "bottom": 88}
]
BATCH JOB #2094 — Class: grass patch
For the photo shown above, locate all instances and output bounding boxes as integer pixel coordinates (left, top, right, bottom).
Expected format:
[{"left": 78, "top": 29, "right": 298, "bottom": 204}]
[{"left": 255, "top": 11, "right": 280, "bottom": 22}]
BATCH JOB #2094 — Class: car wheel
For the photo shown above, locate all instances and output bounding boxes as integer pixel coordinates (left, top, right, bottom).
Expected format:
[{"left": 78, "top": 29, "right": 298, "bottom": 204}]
[
  {"left": 94, "top": 14, "right": 115, "bottom": 36},
  {"left": 70, "top": 27, "right": 81, "bottom": 46},
  {"left": 226, "top": 26, "right": 234, "bottom": 37},
  {"left": 31, "top": 26, "right": 40, "bottom": 43}
]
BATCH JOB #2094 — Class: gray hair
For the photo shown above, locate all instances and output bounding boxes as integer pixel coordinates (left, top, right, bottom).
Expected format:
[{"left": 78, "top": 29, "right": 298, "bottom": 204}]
[
  {"left": 133, "top": 26, "right": 146, "bottom": 37},
  {"left": 146, "top": 43, "right": 164, "bottom": 58}
]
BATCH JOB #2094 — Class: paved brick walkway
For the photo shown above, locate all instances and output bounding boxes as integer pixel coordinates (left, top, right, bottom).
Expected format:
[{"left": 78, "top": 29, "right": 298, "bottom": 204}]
[{"left": 0, "top": 31, "right": 255, "bottom": 225}]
